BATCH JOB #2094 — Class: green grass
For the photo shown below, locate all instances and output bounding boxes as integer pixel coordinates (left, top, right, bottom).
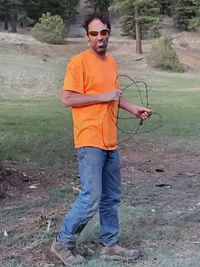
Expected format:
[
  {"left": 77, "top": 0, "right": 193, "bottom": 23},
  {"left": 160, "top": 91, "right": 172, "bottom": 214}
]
[
  {"left": 3, "top": 257, "right": 200, "bottom": 267},
  {"left": 118, "top": 71, "right": 200, "bottom": 152},
  {"left": 1, "top": 44, "right": 200, "bottom": 166},
  {"left": 1, "top": 44, "right": 200, "bottom": 267},
  {"left": 0, "top": 47, "right": 66, "bottom": 98},
  {"left": 1, "top": 46, "right": 200, "bottom": 166},
  {"left": 0, "top": 98, "right": 74, "bottom": 165},
  {"left": 1, "top": 71, "right": 200, "bottom": 166},
  {"left": 2, "top": 204, "right": 200, "bottom": 266},
  {"left": 47, "top": 185, "right": 77, "bottom": 206},
  {"left": 1, "top": 263, "right": 33, "bottom": 267},
  {"left": 0, "top": 47, "right": 73, "bottom": 165},
  {"left": 0, "top": 185, "right": 75, "bottom": 232}
]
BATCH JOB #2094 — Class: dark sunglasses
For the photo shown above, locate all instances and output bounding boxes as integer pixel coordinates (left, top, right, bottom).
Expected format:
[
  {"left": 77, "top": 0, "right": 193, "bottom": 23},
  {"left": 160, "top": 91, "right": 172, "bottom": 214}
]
[{"left": 88, "top": 29, "right": 110, "bottom": 37}]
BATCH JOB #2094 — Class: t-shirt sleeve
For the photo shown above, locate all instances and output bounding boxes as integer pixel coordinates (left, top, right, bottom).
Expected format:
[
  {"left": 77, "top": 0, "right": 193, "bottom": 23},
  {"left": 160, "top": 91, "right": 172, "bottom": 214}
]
[{"left": 63, "top": 57, "right": 84, "bottom": 94}]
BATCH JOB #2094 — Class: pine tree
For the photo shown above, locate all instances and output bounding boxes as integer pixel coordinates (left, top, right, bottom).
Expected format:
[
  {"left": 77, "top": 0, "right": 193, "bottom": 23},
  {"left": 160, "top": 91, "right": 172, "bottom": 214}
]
[
  {"left": 0, "top": 0, "right": 80, "bottom": 32},
  {"left": 23, "top": 0, "right": 80, "bottom": 22},
  {"left": 114, "top": 0, "right": 161, "bottom": 54},
  {"left": 188, "top": 0, "right": 200, "bottom": 31},
  {"left": 0, "top": 0, "right": 23, "bottom": 32},
  {"left": 157, "top": 0, "right": 172, "bottom": 15},
  {"left": 172, "top": 0, "right": 196, "bottom": 30},
  {"left": 85, "top": 0, "right": 111, "bottom": 15}
]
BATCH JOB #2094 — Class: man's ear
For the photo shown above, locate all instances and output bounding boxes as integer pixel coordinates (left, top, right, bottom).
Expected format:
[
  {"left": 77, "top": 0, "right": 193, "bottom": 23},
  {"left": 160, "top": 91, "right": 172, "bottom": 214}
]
[{"left": 86, "top": 33, "right": 89, "bottom": 42}]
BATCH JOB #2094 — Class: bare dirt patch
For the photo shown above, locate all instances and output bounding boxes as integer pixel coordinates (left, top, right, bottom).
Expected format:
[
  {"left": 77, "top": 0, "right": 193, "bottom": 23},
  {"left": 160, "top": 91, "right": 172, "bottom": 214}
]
[
  {"left": 1, "top": 31, "right": 200, "bottom": 74},
  {"left": 178, "top": 50, "right": 200, "bottom": 71},
  {"left": 0, "top": 32, "right": 86, "bottom": 60},
  {"left": 0, "top": 165, "right": 30, "bottom": 198},
  {"left": 1, "top": 142, "right": 200, "bottom": 266}
]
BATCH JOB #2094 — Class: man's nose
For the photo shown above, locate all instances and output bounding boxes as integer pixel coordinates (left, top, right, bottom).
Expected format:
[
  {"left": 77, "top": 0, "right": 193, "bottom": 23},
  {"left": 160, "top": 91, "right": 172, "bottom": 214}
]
[{"left": 97, "top": 33, "right": 103, "bottom": 40}]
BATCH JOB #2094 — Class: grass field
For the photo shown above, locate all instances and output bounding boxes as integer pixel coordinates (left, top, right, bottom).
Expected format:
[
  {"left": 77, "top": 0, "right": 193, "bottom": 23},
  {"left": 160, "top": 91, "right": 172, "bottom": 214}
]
[
  {"left": 0, "top": 98, "right": 74, "bottom": 165},
  {"left": 1, "top": 70, "right": 200, "bottom": 165},
  {"left": 0, "top": 36, "right": 200, "bottom": 267}
]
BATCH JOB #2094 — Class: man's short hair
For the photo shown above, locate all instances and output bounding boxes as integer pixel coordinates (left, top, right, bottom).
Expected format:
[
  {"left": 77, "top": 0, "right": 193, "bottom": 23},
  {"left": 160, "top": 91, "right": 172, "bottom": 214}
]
[{"left": 82, "top": 13, "right": 111, "bottom": 32}]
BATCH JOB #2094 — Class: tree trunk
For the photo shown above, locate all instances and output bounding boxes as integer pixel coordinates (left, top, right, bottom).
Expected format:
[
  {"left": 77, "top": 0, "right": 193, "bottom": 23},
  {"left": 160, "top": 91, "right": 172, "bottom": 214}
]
[
  {"left": 135, "top": 6, "right": 143, "bottom": 54},
  {"left": 109, "top": 0, "right": 112, "bottom": 22},
  {"left": 10, "top": 8, "right": 17, "bottom": 33},
  {"left": 4, "top": 13, "right": 9, "bottom": 30}
]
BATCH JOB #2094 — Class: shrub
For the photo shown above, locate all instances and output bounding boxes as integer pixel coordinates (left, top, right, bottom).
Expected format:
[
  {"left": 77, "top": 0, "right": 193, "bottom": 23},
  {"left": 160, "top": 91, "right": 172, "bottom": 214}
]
[
  {"left": 147, "top": 34, "right": 185, "bottom": 72},
  {"left": 189, "top": 16, "right": 200, "bottom": 32},
  {"left": 32, "top": 12, "right": 65, "bottom": 44}
]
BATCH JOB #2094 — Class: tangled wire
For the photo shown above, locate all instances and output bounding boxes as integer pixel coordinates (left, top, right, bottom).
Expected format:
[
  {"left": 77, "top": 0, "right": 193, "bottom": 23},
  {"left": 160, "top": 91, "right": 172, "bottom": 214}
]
[{"left": 102, "top": 74, "right": 163, "bottom": 147}]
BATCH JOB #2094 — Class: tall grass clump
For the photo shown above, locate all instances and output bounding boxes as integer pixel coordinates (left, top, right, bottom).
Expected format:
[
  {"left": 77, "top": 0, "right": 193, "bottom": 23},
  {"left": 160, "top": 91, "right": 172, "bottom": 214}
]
[
  {"left": 32, "top": 12, "right": 65, "bottom": 44},
  {"left": 147, "top": 34, "right": 184, "bottom": 72},
  {"left": 189, "top": 17, "right": 200, "bottom": 32}
]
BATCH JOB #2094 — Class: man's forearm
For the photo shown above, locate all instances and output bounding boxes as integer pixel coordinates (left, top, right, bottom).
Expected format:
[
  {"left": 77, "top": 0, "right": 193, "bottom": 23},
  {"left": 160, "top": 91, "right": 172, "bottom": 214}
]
[
  {"left": 119, "top": 97, "right": 137, "bottom": 115},
  {"left": 61, "top": 89, "right": 122, "bottom": 107},
  {"left": 119, "top": 97, "right": 152, "bottom": 120},
  {"left": 62, "top": 91, "right": 104, "bottom": 107}
]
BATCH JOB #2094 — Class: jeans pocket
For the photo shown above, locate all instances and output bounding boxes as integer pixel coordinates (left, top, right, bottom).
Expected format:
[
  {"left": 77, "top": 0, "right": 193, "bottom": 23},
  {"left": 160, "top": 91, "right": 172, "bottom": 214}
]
[{"left": 76, "top": 147, "right": 86, "bottom": 160}]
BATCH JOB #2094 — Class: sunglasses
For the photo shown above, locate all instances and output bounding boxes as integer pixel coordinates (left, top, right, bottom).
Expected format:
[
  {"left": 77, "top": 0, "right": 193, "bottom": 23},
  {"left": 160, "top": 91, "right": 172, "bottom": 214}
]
[{"left": 88, "top": 29, "right": 110, "bottom": 37}]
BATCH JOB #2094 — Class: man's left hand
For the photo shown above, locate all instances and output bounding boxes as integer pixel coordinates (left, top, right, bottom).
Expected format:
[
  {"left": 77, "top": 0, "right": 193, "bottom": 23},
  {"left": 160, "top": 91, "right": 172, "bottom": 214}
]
[{"left": 132, "top": 106, "right": 152, "bottom": 120}]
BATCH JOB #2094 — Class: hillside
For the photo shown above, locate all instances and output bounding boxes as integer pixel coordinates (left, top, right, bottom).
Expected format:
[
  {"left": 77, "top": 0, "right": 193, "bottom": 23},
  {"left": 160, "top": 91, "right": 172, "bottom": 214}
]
[{"left": 1, "top": 22, "right": 200, "bottom": 267}]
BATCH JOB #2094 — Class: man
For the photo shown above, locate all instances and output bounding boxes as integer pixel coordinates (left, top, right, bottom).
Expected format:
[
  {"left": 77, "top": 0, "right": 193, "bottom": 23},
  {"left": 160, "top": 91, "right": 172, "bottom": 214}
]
[{"left": 51, "top": 14, "right": 152, "bottom": 266}]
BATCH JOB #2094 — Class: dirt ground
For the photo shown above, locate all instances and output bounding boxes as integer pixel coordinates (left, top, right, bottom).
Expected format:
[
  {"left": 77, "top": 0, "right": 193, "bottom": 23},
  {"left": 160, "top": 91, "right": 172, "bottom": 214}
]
[
  {"left": 1, "top": 141, "right": 200, "bottom": 266},
  {"left": 0, "top": 30, "right": 200, "bottom": 266},
  {"left": 1, "top": 31, "right": 200, "bottom": 72}
]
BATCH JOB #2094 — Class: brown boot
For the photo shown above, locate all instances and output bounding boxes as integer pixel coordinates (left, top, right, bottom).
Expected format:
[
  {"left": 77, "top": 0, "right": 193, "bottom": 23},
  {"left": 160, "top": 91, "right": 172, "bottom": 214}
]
[
  {"left": 100, "top": 244, "right": 142, "bottom": 261},
  {"left": 51, "top": 238, "right": 86, "bottom": 266}
]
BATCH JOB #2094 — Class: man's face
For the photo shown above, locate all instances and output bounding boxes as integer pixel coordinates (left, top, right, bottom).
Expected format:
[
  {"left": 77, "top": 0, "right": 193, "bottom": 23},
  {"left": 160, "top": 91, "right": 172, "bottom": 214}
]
[{"left": 87, "top": 19, "right": 110, "bottom": 55}]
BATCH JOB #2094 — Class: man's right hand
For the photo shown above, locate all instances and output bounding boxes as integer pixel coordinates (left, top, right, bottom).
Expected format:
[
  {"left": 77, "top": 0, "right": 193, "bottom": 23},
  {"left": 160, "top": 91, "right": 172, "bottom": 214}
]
[{"left": 103, "top": 89, "right": 122, "bottom": 102}]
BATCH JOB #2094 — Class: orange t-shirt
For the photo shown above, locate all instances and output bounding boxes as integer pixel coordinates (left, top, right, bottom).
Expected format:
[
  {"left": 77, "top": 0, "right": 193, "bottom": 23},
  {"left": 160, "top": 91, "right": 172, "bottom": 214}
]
[{"left": 63, "top": 49, "right": 119, "bottom": 150}]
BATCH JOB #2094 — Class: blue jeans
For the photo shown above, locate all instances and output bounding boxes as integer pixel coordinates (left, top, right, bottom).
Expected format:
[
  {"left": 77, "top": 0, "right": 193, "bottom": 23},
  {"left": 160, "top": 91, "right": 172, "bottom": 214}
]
[{"left": 57, "top": 147, "right": 121, "bottom": 249}]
